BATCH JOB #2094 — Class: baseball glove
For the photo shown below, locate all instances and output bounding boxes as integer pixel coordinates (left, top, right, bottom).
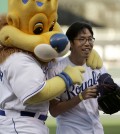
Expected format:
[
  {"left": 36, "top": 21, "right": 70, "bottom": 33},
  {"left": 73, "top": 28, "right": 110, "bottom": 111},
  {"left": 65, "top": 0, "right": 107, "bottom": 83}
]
[{"left": 97, "top": 73, "right": 120, "bottom": 114}]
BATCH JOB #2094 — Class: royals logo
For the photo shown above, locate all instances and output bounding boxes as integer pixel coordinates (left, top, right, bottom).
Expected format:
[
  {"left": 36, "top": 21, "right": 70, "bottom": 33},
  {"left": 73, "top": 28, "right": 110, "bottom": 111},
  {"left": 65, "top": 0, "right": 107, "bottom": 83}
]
[{"left": 63, "top": 71, "right": 101, "bottom": 100}]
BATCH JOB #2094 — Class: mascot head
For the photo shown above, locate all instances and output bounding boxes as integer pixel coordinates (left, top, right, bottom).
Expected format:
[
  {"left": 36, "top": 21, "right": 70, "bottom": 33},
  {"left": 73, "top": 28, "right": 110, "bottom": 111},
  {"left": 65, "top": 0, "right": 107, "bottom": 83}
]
[{"left": 0, "top": 0, "right": 70, "bottom": 62}]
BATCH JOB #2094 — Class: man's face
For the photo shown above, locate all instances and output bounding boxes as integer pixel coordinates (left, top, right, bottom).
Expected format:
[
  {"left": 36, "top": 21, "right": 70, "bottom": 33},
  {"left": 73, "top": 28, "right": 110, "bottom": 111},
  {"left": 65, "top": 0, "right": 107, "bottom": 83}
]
[{"left": 71, "top": 28, "right": 94, "bottom": 59}]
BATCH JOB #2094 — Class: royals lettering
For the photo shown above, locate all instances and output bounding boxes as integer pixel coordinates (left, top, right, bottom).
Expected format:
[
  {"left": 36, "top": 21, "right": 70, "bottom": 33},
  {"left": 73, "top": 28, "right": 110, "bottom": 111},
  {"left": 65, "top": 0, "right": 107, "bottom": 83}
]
[{"left": 65, "top": 71, "right": 100, "bottom": 100}]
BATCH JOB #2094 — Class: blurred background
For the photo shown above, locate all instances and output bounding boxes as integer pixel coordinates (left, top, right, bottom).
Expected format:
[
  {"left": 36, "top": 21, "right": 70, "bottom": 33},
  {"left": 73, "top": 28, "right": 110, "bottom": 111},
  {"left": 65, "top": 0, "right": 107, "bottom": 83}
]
[{"left": 0, "top": 0, "right": 120, "bottom": 134}]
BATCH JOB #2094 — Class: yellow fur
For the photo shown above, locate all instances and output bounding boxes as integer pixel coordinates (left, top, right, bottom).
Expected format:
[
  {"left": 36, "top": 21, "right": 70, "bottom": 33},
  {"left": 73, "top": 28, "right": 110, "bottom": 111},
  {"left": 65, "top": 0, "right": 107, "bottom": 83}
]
[{"left": 25, "top": 76, "right": 66, "bottom": 104}]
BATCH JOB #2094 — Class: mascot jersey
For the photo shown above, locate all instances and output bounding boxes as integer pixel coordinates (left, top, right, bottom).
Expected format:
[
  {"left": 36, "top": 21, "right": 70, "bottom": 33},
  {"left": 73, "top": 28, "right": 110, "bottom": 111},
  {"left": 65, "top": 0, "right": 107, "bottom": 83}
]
[
  {"left": 0, "top": 52, "right": 49, "bottom": 112},
  {"left": 0, "top": 52, "right": 49, "bottom": 134},
  {"left": 48, "top": 57, "right": 107, "bottom": 134}
]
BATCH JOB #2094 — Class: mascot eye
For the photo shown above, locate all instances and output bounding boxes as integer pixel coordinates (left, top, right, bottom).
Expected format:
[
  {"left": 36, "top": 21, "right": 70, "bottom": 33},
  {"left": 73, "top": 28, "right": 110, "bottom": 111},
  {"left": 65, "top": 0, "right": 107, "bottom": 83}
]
[
  {"left": 36, "top": 1, "right": 44, "bottom": 7},
  {"left": 22, "top": 0, "right": 29, "bottom": 4},
  {"left": 33, "top": 22, "right": 43, "bottom": 34},
  {"left": 49, "top": 21, "right": 55, "bottom": 31}
]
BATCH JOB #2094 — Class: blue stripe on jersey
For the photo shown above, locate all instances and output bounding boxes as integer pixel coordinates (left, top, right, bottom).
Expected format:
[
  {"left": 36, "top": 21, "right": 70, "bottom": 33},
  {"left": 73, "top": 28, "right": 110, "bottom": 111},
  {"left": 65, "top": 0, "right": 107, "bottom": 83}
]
[
  {"left": 0, "top": 69, "right": 3, "bottom": 81},
  {"left": 22, "top": 81, "right": 46, "bottom": 102}
]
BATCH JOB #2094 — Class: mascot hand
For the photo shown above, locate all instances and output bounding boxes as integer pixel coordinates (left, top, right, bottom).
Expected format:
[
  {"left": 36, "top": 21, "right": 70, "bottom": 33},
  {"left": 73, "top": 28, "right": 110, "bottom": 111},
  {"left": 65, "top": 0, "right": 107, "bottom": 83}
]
[
  {"left": 86, "top": 49, "right": 103, "bottom": 69},
  {"left": 62, "top": 66, "right": 85, "bottom": 85}
]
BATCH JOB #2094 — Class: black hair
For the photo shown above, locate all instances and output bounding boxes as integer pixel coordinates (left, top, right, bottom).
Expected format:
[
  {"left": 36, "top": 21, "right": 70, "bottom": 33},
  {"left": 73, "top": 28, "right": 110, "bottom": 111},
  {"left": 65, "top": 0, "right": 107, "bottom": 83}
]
[{"left": 66, "top": 21, "right": 93, "bottom": 41}]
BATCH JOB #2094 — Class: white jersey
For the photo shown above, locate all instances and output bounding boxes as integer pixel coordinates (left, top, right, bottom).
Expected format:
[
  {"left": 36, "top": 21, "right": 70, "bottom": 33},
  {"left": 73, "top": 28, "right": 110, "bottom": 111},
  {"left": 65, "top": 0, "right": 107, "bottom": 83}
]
[
  {"left": 0, "top": 52, "right": 49, "bottom": 134},
  {"left": 48, "top": 56, "right": 107, "bottom": 134}
]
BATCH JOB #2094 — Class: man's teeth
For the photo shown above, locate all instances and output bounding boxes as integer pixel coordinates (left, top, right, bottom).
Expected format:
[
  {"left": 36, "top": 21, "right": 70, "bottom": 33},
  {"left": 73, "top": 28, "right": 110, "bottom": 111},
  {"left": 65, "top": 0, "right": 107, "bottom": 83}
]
[{"left": 85, "top": 49, "right": 89, "bottom": 52}]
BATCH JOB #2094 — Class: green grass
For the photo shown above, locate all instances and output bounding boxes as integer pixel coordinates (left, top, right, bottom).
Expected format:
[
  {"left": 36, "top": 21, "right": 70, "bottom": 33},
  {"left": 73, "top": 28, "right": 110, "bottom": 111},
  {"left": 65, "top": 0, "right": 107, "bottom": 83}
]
[
  {"left": 46, "top": 116, "right": 56, "bottom": 134},
  {"left": 100, "top": 115, "right": 120, "bottom": 134},
  {"left": 46, "top": 115, "right": 120, "bottom": 134}
]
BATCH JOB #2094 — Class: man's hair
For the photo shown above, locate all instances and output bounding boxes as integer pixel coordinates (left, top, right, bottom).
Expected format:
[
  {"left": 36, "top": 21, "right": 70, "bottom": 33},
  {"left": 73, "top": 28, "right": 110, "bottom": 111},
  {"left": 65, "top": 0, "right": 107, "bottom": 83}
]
[{"left": 66, "top": 21, "right": 93, "bottom": 41}]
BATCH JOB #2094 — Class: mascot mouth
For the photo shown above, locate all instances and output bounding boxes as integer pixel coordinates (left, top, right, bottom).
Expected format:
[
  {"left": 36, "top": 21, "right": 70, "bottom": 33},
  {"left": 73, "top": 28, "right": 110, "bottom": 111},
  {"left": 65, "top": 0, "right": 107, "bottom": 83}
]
[
  {"left": 34, "top": 42, "right": 70, "bottom": 62},
  {"left": 34, "top": 44, "right": 58, "bottom": 61}
]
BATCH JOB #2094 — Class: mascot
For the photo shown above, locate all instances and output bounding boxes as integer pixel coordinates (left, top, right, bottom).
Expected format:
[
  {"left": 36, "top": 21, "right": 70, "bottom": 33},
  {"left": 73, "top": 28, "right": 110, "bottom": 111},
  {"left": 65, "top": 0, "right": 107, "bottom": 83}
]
[{"left": 0, "top": 0, "right": 102, "bottom": 133}]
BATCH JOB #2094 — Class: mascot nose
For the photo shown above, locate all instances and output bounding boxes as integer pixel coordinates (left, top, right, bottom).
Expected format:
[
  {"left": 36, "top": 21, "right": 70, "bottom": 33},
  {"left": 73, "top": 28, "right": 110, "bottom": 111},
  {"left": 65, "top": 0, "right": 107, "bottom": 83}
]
[{"left": 50, "top": 33, "right": 69, "bottom": 53}]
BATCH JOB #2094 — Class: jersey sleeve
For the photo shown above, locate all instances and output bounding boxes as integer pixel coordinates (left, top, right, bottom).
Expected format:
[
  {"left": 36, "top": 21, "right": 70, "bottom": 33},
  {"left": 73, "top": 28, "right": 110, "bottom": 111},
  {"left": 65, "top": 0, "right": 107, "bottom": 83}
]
[{"left": 5, "top": 53, "right": 46, "bottom": 103}]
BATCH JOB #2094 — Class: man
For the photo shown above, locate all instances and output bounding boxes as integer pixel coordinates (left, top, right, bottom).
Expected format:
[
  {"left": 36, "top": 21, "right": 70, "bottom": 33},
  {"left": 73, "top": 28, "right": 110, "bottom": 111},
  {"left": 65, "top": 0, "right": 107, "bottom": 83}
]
[{"left": 49, "top": 22, "right": 106, "bottom": 134}]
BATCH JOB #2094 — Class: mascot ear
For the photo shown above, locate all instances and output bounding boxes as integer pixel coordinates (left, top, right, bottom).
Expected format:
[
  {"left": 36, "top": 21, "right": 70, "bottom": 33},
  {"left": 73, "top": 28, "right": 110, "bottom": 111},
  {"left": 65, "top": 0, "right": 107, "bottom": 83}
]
[
  {"left": 0, "top": 14, "right": 8, "bottom": 30},
  {"left": 7, "top": 13, "right": 20, "bottom": 28},
  {"left": 86, "top": 49, "right": 103, "bottom": 69},
  {"left": 0, "top": 14, "right": 7, "bottom": 49}
]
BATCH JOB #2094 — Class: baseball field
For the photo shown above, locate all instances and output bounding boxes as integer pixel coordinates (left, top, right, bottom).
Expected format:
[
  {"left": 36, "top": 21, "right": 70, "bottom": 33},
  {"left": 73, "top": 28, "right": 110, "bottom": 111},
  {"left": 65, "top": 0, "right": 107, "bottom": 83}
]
[{"left": 46, "top": 114, "right": 120, "bottom": 134}]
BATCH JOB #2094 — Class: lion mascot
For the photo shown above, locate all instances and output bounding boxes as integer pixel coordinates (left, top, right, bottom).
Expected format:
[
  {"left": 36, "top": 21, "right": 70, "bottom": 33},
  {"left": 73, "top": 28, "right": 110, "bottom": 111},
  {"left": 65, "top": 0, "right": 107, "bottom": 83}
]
[{"left": 0, "top": 0, "right": 102, "bottom": 133}]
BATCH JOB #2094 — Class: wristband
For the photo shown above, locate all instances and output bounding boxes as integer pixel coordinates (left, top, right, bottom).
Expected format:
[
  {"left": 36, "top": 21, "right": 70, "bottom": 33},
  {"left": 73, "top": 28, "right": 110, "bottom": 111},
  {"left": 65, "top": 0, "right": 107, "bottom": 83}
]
[
  {"left": 57, "top": 72, "right": 73, "bottom": 89},
  {"left": 61, "top": 72, "right": 73, "bottom": 86},
  {"left": 79, "top": 93, "right": 84, "bottom": 101}
]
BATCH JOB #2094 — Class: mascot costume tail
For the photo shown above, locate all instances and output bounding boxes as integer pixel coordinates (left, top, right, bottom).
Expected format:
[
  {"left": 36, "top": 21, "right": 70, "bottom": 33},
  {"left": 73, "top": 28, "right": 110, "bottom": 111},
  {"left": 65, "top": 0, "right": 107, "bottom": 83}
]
[{"left": 0, "top": 0, "right": 102, "bottom": 134}]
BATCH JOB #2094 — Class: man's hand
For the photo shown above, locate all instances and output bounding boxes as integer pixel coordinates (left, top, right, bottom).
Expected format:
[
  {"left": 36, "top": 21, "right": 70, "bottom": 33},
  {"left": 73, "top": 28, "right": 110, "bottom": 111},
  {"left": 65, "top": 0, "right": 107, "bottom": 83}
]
[{"left": 81, "top": 85, "right": 98, "bottom": 100}]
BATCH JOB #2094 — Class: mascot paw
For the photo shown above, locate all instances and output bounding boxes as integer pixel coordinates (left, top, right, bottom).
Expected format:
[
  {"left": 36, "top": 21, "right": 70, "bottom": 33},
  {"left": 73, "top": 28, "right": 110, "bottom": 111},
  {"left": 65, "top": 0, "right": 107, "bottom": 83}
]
[
  {"left": 86, "top": 49, "right": 103, "bottom": 69},
  {"left": 63, "top": 65, "right": 85, "bottom": 85}
]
